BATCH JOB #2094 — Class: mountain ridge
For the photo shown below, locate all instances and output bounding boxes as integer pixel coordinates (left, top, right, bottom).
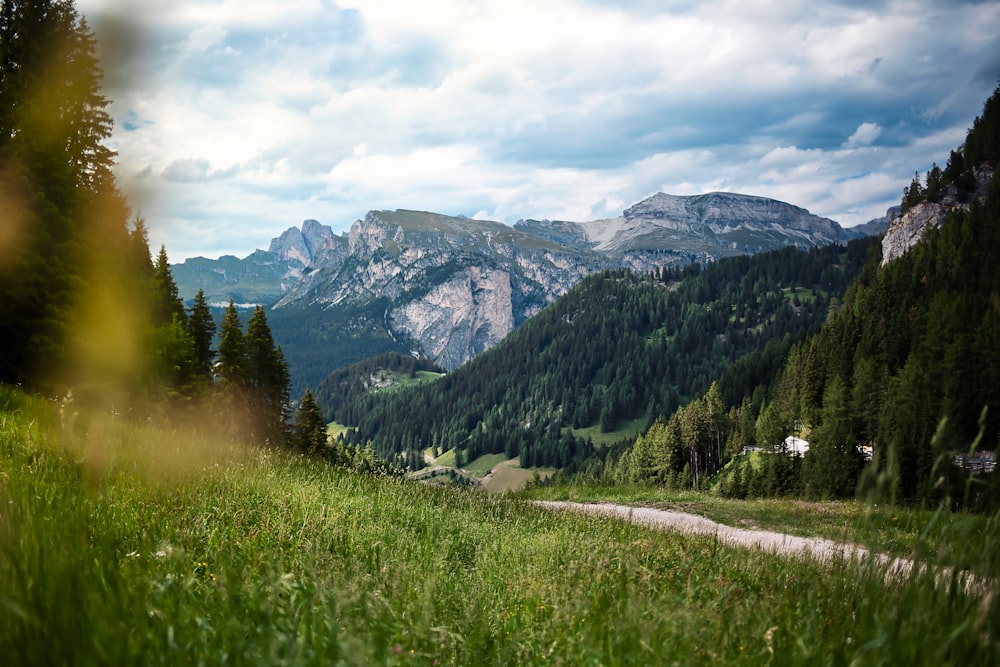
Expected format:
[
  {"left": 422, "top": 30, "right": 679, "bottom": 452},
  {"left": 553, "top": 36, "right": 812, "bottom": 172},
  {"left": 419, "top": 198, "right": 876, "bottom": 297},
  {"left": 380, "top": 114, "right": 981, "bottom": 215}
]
[{"left": 171, "top": 191, "right": 882, "bottom": 389}]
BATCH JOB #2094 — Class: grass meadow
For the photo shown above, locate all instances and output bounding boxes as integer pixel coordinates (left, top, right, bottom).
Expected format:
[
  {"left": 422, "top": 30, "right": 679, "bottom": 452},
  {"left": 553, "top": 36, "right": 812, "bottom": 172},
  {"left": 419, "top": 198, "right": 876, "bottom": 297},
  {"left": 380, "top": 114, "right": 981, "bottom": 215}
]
[{"left": 1, "top": 386, "right": 997, "bottom": 665}]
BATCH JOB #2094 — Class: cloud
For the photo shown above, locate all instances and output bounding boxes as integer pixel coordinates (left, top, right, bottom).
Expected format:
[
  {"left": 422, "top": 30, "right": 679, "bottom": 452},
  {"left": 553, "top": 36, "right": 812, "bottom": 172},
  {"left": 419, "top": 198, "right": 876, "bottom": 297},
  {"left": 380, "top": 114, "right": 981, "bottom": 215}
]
[
  {"left": 844, "top": 122, "right": 883, "bottom": 148},
  {"left": 162, "top": 159, "right": 238, "bottom": 183},
  {"left": 75, "top": 0, "right": 1000, "bottom": 259}
]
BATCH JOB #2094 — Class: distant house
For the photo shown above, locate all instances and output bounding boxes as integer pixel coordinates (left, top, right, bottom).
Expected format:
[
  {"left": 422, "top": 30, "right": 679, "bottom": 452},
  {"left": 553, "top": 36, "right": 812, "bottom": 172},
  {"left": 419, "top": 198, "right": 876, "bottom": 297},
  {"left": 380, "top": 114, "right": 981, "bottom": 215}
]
[
  {"left": 745, "top": 438, "right": 874, "bottom": 461},
  {"left": 954, "top": 450, "right": 997, "bottom": 475},
  {"left": 783, "top": 436, "right": 809, "bottom": 456},
  {"left": 742, "top": 437, "right": 810, "bottom": 456}
]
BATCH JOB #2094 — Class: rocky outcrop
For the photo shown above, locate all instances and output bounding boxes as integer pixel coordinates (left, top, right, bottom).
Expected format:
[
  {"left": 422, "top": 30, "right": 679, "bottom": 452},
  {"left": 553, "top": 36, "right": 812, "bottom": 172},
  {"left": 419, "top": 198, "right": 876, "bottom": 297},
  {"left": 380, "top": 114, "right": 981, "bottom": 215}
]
[
  {"left": 172, "top": 220, "right": 340, "bottom": 306},
  {"left": 268, "top": 219, "right": 334, "bottom": 265},
  {"left": 272, "top": 209, "right": 600, "bottom": 370},
  {"left": 517, "top": 192, "right": 855, "bottom": 273},
  {"left": 881, "top": 202, "right": 948, "bottom": 265},
  {"left": 881, "top": 166, "right": 994, "bottom": 265},
  {"left": 174, "top": 192, "right": 865, "bottom": 375},
  {"left": 390, "top": 266, "right": 515, "bottom": 370}
]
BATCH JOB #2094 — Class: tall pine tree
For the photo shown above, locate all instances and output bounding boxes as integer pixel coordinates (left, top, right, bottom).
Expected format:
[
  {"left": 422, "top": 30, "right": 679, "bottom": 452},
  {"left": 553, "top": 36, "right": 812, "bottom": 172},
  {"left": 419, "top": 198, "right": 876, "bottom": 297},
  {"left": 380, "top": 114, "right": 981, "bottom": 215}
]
[
  {"left": 0, "top": 0, "right": 128, "bottom": 387},
  {"left": 152, "top": 245, "right": 185, "bottom": 327},
  {"left": 186, "top": 289, "right": 216, "bottom": 382},
  {"left": 293, "top": 388, "right": 327, "bottom": 454},
  {"left": 216, "top": 300, "right": 246, "bottom": 386},
  {"left": 245, "top": 306, "right": 290, "bottom": 444}
]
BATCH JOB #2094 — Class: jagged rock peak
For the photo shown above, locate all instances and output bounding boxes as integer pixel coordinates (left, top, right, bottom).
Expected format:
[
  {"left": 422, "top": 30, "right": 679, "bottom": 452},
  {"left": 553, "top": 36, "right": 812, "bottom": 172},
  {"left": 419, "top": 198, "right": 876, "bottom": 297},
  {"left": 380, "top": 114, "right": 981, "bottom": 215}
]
[{"left": 268, "top": 219, "right": 335, "bottom": 265}]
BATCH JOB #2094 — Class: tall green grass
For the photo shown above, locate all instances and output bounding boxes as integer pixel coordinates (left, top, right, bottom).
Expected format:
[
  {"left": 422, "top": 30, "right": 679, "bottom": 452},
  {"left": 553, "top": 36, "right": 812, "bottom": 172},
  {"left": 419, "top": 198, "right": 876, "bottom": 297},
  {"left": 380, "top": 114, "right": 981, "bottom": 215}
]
[
  {"left": 519, "top": 483, "right": 1000, "bottom": 576},
  {"left": 1, "top": 386, "right": 996, "bottom": 665}
]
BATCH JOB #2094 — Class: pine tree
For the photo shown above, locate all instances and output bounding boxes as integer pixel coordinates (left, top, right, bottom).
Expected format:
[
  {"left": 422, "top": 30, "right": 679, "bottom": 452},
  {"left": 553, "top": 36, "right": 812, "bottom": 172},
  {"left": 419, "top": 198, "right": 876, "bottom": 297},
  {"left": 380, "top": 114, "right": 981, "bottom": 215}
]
[
  {"left": 152, "top": 245, "right": 185, "bottom": 327},
  {"left": 216, "top": 300, "right": 245, "bottom": 385},
  {"left": 294, "top": 388, "right": 328, "bottom": 453},
  {"left": 186, "top": 289, "right": 216, "bottom": 380},
  {"left": 0, "top": 0, "right": 127, "bottom": 387},
  {"left": 803, "top": 375, "right": 862, "bottom": 498},
  {"left": 245, "top": 306, "right": 290, "bottom": 444}
]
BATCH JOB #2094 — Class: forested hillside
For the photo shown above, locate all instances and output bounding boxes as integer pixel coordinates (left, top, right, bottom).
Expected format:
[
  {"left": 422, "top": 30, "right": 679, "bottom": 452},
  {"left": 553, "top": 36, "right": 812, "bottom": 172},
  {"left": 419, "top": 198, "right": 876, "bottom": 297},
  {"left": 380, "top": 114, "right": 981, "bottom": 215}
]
[
  {"left": 614, "top": 84, "right": 1000, "bottom": 510},
  {"left": 0, "top": 1, "right": 299, "bottom": 454},
  {"left": 0, "top": 0, "right": 130, "bottom": 388},
  {"left": 312, "top": 352, "right": 444, "bottom": 420},
  {"left": 329, "top": 238, "right": 874, "bottom": 470}
]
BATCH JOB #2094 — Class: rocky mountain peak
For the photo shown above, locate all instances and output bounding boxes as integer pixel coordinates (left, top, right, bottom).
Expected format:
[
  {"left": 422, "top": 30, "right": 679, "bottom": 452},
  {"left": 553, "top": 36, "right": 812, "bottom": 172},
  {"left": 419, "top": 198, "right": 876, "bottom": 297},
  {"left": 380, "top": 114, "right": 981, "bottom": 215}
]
[
  {"left": 268, "top": 219, "right": 334, "bottom": 265},
  {"left": 571, "top": 191, "right": 849, "bottom": 267},
  {"left": 881, "top": 165, "right": 994, "bottom": 265},
  {"left": 173, "top": 192, "right": 884, "bottom": 386}
]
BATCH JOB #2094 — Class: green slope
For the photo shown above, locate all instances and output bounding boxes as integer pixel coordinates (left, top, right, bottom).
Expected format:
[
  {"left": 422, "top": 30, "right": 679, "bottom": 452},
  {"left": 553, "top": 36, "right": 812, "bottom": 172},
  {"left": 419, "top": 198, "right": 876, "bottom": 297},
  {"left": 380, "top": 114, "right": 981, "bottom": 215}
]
[
  {"left": 330, "top": 239, "right": 874, "bottom": 470},
  {"left": 2, "top": 386, "right": 995, "bottom": 664}
]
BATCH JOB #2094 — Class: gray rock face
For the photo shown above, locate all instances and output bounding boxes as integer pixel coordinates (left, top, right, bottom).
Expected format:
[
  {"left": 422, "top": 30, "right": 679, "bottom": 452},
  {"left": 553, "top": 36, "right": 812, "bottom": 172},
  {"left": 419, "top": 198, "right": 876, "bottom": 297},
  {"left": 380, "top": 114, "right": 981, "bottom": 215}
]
[
  {"left": 390, "top": 266, "right": 515, "bottom": 371},
  {"left": 881, "top": 202, "right": 948, "bottom": 266},
  {"left": 590, "top": 191, "right": 848, "bottom": 256},
  {"left": 881, "top": 166, "right": 994, "bottom": 265},
  {"left": 174, "top": 192, "right": 856, "bottom": 373},
  {"left": 274, "top": 210, "right": 599, "bottom": 369},
  {"left": 519, "top": 191, "right": 852, "bottom": 272},
  {"left": 172, "top": 220, "right": 342, "bottom": 307},
  {"left": 268, "top": 219, "right": 334, "bottom": 265}
]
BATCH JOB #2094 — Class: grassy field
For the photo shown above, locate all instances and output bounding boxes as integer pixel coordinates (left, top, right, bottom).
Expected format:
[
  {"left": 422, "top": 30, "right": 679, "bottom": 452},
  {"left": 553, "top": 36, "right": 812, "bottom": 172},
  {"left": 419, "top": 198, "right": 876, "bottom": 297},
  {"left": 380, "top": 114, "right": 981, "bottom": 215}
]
[
  {"left": 518, "top": 483, "right": 1000, "bottom": 576},
  {"left": 480, "top": 457, "right": 556, "bottom": 494},
  {"left": 1, "top": 386, "right": 997, "bottom": 665},
  {"left": 326, "top": 421, "right": 352, "bottom": 440},
  {"left": 568, "top": 416, "right": 647, "bottom": 446}
]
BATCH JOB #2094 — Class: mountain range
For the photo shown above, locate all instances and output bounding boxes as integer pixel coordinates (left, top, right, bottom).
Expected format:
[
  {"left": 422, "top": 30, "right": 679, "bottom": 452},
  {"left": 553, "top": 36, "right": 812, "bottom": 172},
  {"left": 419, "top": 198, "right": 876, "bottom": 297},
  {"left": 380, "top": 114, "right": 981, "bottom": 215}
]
[{"left": 172, "top": 191, "right": 887, "bottom": 392}]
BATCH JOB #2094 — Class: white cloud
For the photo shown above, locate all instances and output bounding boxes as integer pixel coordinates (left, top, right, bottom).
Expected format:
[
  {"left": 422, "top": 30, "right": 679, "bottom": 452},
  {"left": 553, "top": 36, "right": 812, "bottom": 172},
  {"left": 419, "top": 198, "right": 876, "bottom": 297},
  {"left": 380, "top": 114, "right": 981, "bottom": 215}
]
[
  {"left": 844, "top": 122, "right": 883, "bottom": 148},
  {"left": 75, "top": 0, "right": 1000, "bottom": 259}
]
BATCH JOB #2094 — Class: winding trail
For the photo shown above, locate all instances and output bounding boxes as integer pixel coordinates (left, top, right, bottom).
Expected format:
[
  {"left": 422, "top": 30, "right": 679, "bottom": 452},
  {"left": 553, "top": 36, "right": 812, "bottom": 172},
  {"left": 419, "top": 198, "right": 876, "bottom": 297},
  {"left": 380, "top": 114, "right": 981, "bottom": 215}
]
[{"left": 533, "top": 501, "right": 991, "bottom": 595}]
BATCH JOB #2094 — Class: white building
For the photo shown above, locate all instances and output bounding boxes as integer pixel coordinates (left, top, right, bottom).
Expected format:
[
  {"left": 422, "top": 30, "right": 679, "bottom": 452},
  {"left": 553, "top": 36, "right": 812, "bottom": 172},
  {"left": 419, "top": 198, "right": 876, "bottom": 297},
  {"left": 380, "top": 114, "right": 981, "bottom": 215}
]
[{"left": 783, "top": 436, "right": 809, "bottom": 456}]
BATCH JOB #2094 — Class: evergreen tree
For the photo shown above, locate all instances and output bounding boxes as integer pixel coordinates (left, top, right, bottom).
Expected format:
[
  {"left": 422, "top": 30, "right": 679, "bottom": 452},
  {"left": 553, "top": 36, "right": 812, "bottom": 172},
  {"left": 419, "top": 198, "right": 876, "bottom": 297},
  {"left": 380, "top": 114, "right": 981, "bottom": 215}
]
[
  {"left": 151, "top": 312, "right": 196, "bottom": 395},
  {"left": 126, "top": 216, "right": 155, "bottom": 283},
  {"left": 0, "top": 0, "right": 128, "bottom": 387},
  {"left": 245, "top": 306, "right": 291, "bottom": 444},
  {"left": 216, "top": 300, "right": 245, "bottom": 386},
  {"left": 0, "top": 0, "right": 115, "bottom": 188},
  {"left": 293, "top": 388, "right": 328, "bottom": 454},
  {"left": 186, "top": 289, "right": 216, "bottom": 381},
  {"left": 152, "top": 245, "right": 185, "bottom": 327},
  {"left": 803, "top": 376, "right": 862, "bottom": 498}
]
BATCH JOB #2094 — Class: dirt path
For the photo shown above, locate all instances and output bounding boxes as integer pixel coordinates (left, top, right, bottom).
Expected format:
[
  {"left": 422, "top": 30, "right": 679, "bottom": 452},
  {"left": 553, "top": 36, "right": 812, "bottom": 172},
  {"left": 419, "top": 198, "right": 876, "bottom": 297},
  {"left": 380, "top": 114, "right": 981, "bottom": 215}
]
[{"left": 533, "top": 501, "right": 989, "bottom": 594}]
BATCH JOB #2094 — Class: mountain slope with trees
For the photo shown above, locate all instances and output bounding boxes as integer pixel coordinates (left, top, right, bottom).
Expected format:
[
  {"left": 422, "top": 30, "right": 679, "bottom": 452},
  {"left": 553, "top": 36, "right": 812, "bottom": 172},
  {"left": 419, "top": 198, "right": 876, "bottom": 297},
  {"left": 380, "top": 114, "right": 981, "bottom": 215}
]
[
  {"left": 0, "top": 0, "right": 303, "bottom": 458},
  {"left": 614, "top": 84, "right": 1000, "bottom": 511},
  {"left": 0, "top": 0, "right": 130, "bottom": 388},
  {"left": 327, "top": 237, "right": 874, "bottom": 471}
]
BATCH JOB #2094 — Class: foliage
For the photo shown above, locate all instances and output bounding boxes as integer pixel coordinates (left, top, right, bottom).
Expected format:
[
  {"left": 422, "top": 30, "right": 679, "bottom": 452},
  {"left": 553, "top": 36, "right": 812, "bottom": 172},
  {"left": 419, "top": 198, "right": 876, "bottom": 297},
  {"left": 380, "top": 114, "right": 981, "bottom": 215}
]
[
  {"left": 268, "top": 298, "right": 412, "bottom": 397},
  {"left": 629, "top": 83, "right": 1000, "bottom": 510},
  {"left": 312, "top": 352, "right": 444, "bottom": 420},
  {"left": 328, "top": 238, "right": 873, "bottom": 473},
  {"left": 0, "top": 0, "right": 131, "bottom": 388},
  {"left": 1, "top": 387, "right": 996, "bottom": 665},
  {"left": 209, "top": 301, "right": 292, "bottom": 445},
  {"left": 293, "top": 388, "right": 328, "bottom": 454},
  {"left": 187, "top": 289, "right": 216, "bottom": 378}
]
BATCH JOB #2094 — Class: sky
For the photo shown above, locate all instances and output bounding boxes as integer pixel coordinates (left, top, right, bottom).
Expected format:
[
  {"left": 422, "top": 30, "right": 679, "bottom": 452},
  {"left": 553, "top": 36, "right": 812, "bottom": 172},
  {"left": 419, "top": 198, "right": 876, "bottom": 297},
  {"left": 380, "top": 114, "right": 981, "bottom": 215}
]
[{"left": 76, "top": 0, "right": 1000, "bottom": 261}]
